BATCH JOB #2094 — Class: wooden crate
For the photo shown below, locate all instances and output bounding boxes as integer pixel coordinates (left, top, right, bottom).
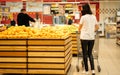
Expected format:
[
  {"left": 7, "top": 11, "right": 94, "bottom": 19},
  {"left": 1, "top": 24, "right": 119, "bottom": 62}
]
[
  {"left": 0, "top": 46, "right": 26, "bottom": 51},
  {"left": 71, "top": 33, "right": 78, "bottom": 55},
  {"left": 0, "top": 39, "right": 27, "bottom": 74},
  {"left": 28, "top": 37, "right": 71, "bottom": 45},
  {"left": 0, "top": 63, "right": 26, "bottom": 68},
  {"left": 0, "top": 69, "right": 26, "bottom": 74},
  {"left": 0, "top": 37, "right": 72, "bottom": 75},
  {"left": 28, "top": 36, "right": 72, "bottom": 75},
  {"left": 0, "top": 39, "right": 26, "bottom": 45}
]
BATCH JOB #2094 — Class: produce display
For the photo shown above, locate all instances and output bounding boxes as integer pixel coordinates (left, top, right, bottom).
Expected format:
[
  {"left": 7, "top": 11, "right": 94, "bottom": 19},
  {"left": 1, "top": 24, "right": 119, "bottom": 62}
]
[
  {"left": 57, "top": 25, "right": 78, "bottom": 33},
  {"left": 0, "top": 25, "right": 78, "bottom": 39}
]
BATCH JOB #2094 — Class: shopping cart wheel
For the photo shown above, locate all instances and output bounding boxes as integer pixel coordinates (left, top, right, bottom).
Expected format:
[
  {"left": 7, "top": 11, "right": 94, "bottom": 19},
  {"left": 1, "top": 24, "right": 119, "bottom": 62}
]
[
  {"left": 76, "top": 65, "right": 80, "bottom": 72},
  {"left": 81, "top": 60, "right": 84, "bottom": 68},
  {"left": 97, "top": 65, "right": 101, "bottom": 72}
]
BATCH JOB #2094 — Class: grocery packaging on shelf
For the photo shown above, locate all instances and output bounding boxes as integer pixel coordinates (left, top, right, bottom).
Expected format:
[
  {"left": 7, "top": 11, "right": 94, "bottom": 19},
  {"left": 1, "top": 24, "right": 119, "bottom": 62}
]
[{"left": 105, "top": 24, "right": 116, "bottom": 38}]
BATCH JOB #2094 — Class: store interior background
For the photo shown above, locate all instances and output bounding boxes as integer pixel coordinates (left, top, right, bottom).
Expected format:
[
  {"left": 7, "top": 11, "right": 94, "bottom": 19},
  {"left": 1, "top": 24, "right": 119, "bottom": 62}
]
[
  {"left": 0, "top": 0, "right": 120, "bottom": 39},
  {"left": 0, "top": 0, "right": 120, "bottom": 75}
]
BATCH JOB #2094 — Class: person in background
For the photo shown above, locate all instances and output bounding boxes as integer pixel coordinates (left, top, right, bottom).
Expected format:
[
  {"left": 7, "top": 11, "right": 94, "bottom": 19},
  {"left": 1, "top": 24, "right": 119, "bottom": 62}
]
[
  {"left": 68, "top": 16, "right": 73, "bottom": 25},
  {"left": 78, "top": 3, "right": 99, "bottom": 75},
  {"left": 10, "top": 19, "right": 16, "bottom": 26},
  {"left": 17, "top": 9, "right": 35, "bottom": 27}
]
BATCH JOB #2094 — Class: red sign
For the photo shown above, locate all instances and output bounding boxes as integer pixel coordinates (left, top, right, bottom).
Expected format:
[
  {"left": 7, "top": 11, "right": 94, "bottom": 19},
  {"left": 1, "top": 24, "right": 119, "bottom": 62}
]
[{"left": 0, "top": 0, "right": 21, "bottom": 2}]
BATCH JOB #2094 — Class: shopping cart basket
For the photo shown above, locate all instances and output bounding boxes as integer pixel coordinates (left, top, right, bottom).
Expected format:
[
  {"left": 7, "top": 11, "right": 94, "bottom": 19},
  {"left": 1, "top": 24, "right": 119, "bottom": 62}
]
[{"left": 76, "top": 31, "right": 101, "bottom": 72}]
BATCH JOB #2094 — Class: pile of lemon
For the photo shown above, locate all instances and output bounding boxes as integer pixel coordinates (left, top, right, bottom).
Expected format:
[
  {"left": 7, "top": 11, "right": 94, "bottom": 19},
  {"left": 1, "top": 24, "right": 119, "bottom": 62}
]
[{"left": 0, "top": 25, "right": 77, "bottom": 39}]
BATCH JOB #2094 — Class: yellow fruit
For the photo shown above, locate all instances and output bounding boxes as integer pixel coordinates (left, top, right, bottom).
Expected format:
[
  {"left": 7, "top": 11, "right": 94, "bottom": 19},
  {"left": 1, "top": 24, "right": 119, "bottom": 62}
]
[{"left": 0, "top": 25, "right": 77, "bottom": 39}]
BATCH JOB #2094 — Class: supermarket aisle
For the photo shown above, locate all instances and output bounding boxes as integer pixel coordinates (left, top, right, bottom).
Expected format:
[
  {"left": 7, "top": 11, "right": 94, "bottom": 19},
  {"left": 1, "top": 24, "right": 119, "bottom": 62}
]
[{"left": 68, "top": 38, "right": 120, "bottom": 75}]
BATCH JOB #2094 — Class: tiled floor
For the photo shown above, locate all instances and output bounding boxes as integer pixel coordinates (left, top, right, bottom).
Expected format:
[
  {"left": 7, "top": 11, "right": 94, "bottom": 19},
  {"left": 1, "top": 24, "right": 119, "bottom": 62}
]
[{"left": 67, "top": 38, "right": 120, "bottom": 75}]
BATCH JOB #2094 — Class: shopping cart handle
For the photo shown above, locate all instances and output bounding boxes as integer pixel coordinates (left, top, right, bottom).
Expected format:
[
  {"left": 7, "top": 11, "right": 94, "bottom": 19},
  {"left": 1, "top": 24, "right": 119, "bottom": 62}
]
[
  {"left": 95, "top": 31, "right": 101, "bottom": 34},
  {"left": 76, "top": 31, "right": 80, "bottom": 34}
]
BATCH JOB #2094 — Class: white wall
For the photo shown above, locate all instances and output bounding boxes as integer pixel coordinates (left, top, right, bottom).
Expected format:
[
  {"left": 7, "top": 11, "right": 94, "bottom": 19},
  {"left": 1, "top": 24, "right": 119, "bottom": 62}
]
[{"left": 100, "top": 1, "right": 120, "bottom": 22}]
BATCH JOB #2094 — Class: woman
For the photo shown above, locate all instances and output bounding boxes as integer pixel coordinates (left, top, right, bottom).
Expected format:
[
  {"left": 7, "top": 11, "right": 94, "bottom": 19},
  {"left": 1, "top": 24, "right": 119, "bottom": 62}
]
[{"left": 78, "top": 3, "right": 99, "bottom": 75}]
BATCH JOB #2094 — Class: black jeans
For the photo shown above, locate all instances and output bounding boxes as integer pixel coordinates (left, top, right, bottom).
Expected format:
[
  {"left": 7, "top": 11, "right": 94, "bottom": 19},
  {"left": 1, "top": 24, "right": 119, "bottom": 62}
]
[{"left": 81, "top": 40, "right": 95, "bottom": 71}]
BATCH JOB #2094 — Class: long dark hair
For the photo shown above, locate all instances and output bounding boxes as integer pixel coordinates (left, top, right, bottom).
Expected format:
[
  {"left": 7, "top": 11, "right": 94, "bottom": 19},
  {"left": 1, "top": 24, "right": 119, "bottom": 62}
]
[{"left": 81, "top": 3, "right": 92, "bottom": 15}]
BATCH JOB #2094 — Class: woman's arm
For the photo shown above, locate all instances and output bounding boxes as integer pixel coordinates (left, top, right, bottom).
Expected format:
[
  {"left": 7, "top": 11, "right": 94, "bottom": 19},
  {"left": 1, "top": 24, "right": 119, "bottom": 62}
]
[{"left": 78, "top": 24, "right": 83, "bottom": 32}]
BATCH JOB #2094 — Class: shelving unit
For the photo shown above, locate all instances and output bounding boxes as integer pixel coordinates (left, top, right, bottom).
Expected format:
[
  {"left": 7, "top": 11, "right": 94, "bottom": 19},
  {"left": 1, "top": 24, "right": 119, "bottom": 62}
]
[
  {"left": 105, "top": 23, "right": 116, "bottom": 39},
  {"left": 0, "top": 6, "right": 11, "bottom": 25},
  {"left": 50, "top": 2, "right": 80, "bottom": 25},
  {"left": 64, "top": 4, "right": 73, "bottom": 14},
  {"left": 116, "top": 16, "right": 120, "bottom": 45},
  {"left": 116, "top": 11, "right": 120, "bottom": 45}
]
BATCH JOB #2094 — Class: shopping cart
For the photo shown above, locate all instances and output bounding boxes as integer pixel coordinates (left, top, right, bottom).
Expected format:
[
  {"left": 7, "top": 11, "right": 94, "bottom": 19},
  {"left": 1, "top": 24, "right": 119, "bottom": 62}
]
[{"left": 76, "top": 31, "right": 101, "bottom": 72}]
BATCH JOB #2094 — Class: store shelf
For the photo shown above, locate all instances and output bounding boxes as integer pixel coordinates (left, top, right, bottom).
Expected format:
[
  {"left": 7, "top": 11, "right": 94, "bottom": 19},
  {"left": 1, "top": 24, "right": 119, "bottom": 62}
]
[
  {"left": 105, "top": 23, "right": 116, "bottom": 39},
  {"left": 116, "top": 25, "right": 120, "bottom": 27},
  {"left": 106, "top": 22, "right": 116, "bottom": 25},
  {"left": 116, "top": 16, "right": 120, "bottom": 46},
  {"left": 51, "top": 8, "right": 59, "bottom": 10},
  {"left": 116, "top": 38, "right": 120, "bottom": 46},
  {"left": 65, "top": 8, "right": 73, "bottom": 10},
  {"left": 116, "top": 35, "right": 120, "bottom": 37},
  {"left": 43, "top": 2, "right": 80, "bottom": 4},
  {"left": 0, "top": 12, "right": 10, "bottom": 13}
]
